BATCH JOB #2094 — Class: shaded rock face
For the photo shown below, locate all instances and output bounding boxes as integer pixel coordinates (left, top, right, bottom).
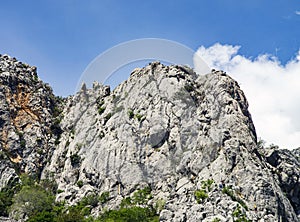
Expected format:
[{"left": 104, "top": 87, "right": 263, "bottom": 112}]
[
  {"left": 264, "top": 147, "right": 300, "bottom": 217},
  {"left": 0, "top": 54, "right": 60, "bottom": 189},
  {"left": 0, "top": 56, "right": 299, "bottom": 221}
]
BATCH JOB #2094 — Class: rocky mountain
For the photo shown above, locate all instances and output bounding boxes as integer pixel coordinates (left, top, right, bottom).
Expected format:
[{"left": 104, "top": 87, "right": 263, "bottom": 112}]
[{"left": 0, "top": 54, "right": 299, "bottom": 221}]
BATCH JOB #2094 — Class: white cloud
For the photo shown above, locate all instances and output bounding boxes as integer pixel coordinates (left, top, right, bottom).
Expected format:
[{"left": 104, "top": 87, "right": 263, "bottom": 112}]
[
  {"left": 194, "top": 43, "right": 300, "bottom": 149},
  {"left": 296, "top": 11, "right": 300, "bottom": 15}
]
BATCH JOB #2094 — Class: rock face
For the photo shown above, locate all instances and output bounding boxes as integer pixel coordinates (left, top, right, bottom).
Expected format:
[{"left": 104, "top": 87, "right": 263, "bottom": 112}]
[
  {"left": 0, "top": 54, "right": 61, "bottom": 189},
  {"left": 0, "top": 55, "right": 299, "bottom": 221},
  {"left": 263, "top": 147, "right": 300, "bottom": 217}
]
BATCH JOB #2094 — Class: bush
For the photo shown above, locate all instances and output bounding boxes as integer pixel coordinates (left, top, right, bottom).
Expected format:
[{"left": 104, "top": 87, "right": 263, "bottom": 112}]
[
  {"left": 201, "top": 179, "right": 214, "bottom": 191},
  {"left": 27, "top": 211, "right": 55, "bottom": 222},
  {"left": 222, "top": 186, "right": 248, "bottom": 210},
  {"left": 232, "top": 205, "right": 251, "bottom": 222},
  {"left": 40, "top": 178, "right": 58, "bottom": 194},
  {"left": 98, "top": 206, "right": 158, "bottom": 222},
  {"left": 77, "top": 180, "right": 84, "bottom": 188},
  {"left": 20, "top": 139, "right": 26, "bottom": 148},
  {"left": 98, "top": 106, "right": 105, "bottom": 115},
  {"left": 54, "top": 206, "right": 86, "bottom": 222},
  {"left": 20, "top": 173, "right": 37, "bottom": 187},
  {"left": 128, "top": 109, "right": 134, "bottom": 119},
  {"left": 132, "top": 187, "right": 152, "bottom": 205},
  {"left": 99, "top": 191, "right": 109, "bottom": 204},
  {"left": 80, "top": 193, "right": 99, "bottom": 208},
  {"left": 10, "top": 185, "right": 55, "bottom": 220},
  {"left": 194, "top": 189, "right": 208, "bottom": 203},
  {"left": 70, "top": 153, "right": 81, "bottom": 166},
  {"left": 120, "top": 197, "right": 133, "bottom": 208},
  {"left": 120, "top": 187, "right": 153, "bottom": 209},
  {"left": 134, "top": 113, "right": 145, "bottom": 122},
  {"left": 0, "top": 187, "right": 15, "bottom": 216},
  {"left": 155, "top": 198, "right": 166, "bottom": 213}
]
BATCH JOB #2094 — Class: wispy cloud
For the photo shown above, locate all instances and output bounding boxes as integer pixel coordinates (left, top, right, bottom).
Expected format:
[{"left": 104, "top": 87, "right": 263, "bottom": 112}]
[
  {"left": 194, "top": 43, "right": 300, "bottom": 149},
  {"left": 296, "top": 11, "right": 300, "bottom": 16}
]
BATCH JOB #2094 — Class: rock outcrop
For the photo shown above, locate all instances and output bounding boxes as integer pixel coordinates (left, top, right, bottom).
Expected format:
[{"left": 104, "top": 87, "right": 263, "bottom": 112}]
[
  {"left": 263, "top": 146, "right": 300, "bottom": 217},
  {"left": 0, "top": 54, "right": 61, "bottom": 189},
  {"left": 0, "top": 55, "right": 299, "bottom": 221}
]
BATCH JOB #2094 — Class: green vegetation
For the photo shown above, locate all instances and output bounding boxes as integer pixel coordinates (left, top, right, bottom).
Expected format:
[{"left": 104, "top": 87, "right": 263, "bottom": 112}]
[
  {"left": 65, "top": 140, "right": 70, "bottom": 148},
  {"left": 70, "top": 128, "right": 75, "bottom": 135},
  {"left": 121, "top": 186, "right": 152, "bottom": 207},
  {"left": 7, "top": 180, "right": 106, "bottom": 222},
  {"left": 201, "top": 179, "right": 214, "bottom": 192},
  {"left": 10, "top": 185, "right": 55, "bottom": 220},
  {"left": 155, "top": 198, "right": 166, "bottom": 213},
  {"left": 75, "top": 143, "right": 83, "bottom": 150},
  {"left": 127, "top": 109, "right": 145, "bottom": 122},
  {"left": 17, "top": 130, "right": 26, "bottom": 148},
  {"left": 132, "top": 186, "right": 152, "bottom": 205},
  {"left": 40, "top": 178, "right": 58, "bottom": 195},
  {"left": 33, "top": 74, "right": 39, "bottom": 83},
  {"left": 98, "top": 106, "right": 106, "bottom": 115},
  {"left": 194, "top": 189, "right": 208, "bottom": 204},
  {"left": 1, "top": 174, "right": 159, "bottom": 222},
  {"left": 50, "top": 97, "right": 64, "bottom": 146},
  {"left": 97, "top": 99, "right": 106, "bottom": 115},
  {"left": 70, "top": 153, "right": 81, "bottom": 166},
  {"left": 194, "top": 179, "right": 214, "bottom": 204},
  {"left": 232, "top": 205, "right": 252, "bottom": 222},
  {"left": 20, "top": 139, "right": 26, "bottom": 148},
  {"left": 98, "top": 206, "right": 158, "bottom": 222},
  {"left": 77, "top": 180, "right": 84, "bottom": 188},
  {"left": 27, "top": 187, "right": 157, "bottom": 222},
  {"left": 99, "top": 191, "right": 110, "bottom": 204},
  {"left": 101, "top": 187, "right": 158, "bottom": 222},
  {"left": 222, "top": 186, "right": 248, "bottom": 210},
  {"left": 134, "top": 113, "right": 144, "bottom": 122},
  {"left": 212, "top": 218, "right": 221, "bottom": 222},
  {"left": 0, "top": 186, "right": 16, "bottom": 216},
  {"left": 128, "top": 109, "right": 134, "bottom": 119},
  {"left": 104, "top": 113, "right": 112, "bottom": 123}
]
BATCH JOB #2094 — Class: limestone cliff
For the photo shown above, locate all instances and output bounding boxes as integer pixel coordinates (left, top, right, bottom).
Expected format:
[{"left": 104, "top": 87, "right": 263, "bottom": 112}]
[
  {"left": 0, "top": 55, "right": 299, "bottom": 221},
  {"left": 0, "top": 54, "right": 63, "bottom": 188}
]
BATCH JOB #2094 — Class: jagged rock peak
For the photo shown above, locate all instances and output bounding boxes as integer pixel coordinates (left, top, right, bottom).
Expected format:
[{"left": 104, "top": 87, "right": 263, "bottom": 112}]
[
  {"left": 129, "top": 61, "right": 197, "bottom": 80},
  {"left": 0, "top": 54, "right": 39, "bottom": 86},
  {"left": 0, "top": 56, "right": 299, "bottom": 221},
  {"left": 0, "top": 54, "right": 63, "bottom": 187},
  {"left": 42, "top": 62, "right": 297, "bottom": 221}
]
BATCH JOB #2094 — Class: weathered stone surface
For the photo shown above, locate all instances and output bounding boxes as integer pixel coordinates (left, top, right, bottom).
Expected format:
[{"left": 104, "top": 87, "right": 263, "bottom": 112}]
[
  {"left": 0, "top": 54, "right": 61, "bottom": 187},
  {"left": 42, "top": 62, "right": 298, "bottom": 221},
  {"left": 1, "top": 56, "right": 299, "bottom": 221},
  {"left": 263, "top": 146, "right": 300, "bottom": 218},
  {"left": 0, "top": 217, "right": 17, "bottom": 222}
]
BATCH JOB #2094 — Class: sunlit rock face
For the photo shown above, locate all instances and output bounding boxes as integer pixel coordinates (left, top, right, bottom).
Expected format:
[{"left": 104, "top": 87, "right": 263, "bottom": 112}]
[
  {"left": 1, "top": 56, "right": 299, "bottom": 221},
  {"left": 0, "top": 54, "right": 62, "bottom": 188}
]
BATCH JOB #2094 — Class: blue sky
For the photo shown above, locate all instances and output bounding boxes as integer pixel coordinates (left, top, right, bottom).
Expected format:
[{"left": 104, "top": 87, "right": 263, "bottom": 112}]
[
  {"left": 0, "top": 0, "right": 299, "bottom": 96},
  {"left": 1, "top": 1, "right": 300, "bottom": 148}
]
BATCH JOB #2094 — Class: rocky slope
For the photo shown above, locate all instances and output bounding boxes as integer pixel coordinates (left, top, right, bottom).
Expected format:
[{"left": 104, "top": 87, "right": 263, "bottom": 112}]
[
  {"left": 0, "top": 54, "right": 63, "bottom": 189},
  {"left": 263, "top": 146, "right": 300, "bottom": 217},
  {"left": 0, "top": 54, "right": 299, "bottom": 221}
]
